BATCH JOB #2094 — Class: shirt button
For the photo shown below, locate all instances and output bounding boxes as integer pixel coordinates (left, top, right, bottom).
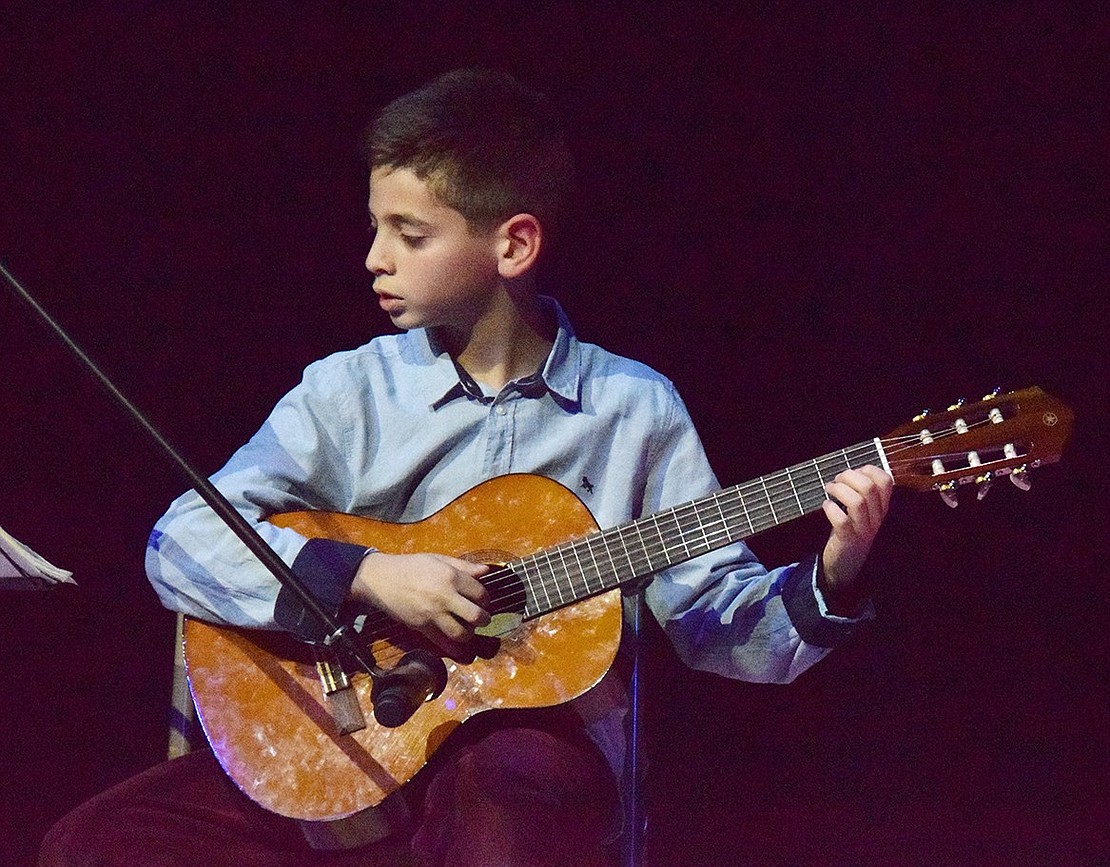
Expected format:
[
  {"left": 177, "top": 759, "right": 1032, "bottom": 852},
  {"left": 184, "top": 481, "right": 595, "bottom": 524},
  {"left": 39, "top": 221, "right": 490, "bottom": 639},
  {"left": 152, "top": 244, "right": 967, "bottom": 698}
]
[{"left": 495, "top": 405, "right": 507, "bottom": 415}]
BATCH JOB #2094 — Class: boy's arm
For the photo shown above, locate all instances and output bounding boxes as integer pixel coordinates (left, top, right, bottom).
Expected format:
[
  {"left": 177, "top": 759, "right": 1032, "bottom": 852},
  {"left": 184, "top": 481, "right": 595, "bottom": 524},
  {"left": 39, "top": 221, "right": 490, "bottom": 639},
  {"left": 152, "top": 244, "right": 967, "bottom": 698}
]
[
  {"left": 145, "top": 360, "right": 361, "bottom": 630},
  {"left": 272, "top": 545, "right": 496, "bottom": 653},
  {"left": 145, "top": 354, "right": 499, "bottom": 648},
  {"left": 642, "top": 385, "right": 892, "bottom": 684}
]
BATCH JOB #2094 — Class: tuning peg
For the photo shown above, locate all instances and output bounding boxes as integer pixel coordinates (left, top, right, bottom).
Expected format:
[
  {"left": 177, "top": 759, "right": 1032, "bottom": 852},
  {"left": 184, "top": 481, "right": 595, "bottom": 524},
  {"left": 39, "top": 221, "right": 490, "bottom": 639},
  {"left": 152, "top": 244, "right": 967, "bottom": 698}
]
[
  {"left": 975, "top": 472, "right": 993, "bottom": 500},
  {"left": 938, "top": 480, "right": 959, "bottom": 508},
  {"left": 982, "top": 387, "right": 1001, "bottom": 401},
  {"left": 947, "top": 398, "right": 966, "bottom": 412},
  {"left": 1009, "top": 466, "right": 1032, "bottom": 491},
  {"left": 913, "top": 408, "right": 930, "bottom": 423}
]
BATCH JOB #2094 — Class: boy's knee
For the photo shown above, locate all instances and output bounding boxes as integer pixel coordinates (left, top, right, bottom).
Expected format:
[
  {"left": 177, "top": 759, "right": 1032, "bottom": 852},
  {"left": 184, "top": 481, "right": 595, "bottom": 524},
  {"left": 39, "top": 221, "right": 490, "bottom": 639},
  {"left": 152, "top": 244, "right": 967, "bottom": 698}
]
[
  {"left": 38, "top": 800, "right": 104, "bottom": 867},
  {"left": 456, "top": 728, "right": 583, "bottom": 801},
  {"left": 37, "top": 781, "right": 191, "bottom": 867},
  {"left": 444, "top": 726, "right": 617, "bottom": 825}
]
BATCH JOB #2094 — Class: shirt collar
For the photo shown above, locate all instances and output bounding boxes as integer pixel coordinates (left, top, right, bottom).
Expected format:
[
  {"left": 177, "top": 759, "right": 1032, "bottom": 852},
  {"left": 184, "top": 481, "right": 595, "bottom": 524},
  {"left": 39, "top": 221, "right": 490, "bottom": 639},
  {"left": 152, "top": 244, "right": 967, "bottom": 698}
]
[
  {"left": 417, "top": 296, "right": 582, "bottom": 411},
  {"left": 538, "top": 296, "right": 582, "bottom": 408}
]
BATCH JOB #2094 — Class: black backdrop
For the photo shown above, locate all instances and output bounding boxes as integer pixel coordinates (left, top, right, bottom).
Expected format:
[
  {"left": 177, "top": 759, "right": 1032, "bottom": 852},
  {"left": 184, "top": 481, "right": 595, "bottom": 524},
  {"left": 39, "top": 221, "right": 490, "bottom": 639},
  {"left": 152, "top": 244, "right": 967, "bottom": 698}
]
[{"left": 1, "top": 4, "right": 1106, "bottom": 865}]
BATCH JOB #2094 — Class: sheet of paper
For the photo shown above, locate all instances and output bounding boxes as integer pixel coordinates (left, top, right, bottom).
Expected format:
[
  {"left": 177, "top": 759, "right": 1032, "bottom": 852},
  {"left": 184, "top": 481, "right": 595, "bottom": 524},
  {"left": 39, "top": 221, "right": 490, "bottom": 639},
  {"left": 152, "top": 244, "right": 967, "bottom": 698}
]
[{"left": 0, "top": 524, "right": 75, "bottom": 587}]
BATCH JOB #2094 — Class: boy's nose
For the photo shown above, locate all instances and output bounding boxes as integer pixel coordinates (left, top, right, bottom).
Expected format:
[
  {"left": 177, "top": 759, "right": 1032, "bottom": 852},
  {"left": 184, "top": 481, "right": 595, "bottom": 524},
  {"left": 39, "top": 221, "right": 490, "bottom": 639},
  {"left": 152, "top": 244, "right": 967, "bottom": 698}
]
[{"left": 365, "top": 239, "right": 391, "bottom": 275}]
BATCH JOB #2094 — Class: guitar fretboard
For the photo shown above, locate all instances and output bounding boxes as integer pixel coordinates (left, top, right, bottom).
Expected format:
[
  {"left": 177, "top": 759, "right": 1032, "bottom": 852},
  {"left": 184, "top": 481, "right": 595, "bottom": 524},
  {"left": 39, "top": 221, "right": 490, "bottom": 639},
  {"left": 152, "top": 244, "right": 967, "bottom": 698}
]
[{"left": 509, "top": 438, "right": 885, "bottom": 619}]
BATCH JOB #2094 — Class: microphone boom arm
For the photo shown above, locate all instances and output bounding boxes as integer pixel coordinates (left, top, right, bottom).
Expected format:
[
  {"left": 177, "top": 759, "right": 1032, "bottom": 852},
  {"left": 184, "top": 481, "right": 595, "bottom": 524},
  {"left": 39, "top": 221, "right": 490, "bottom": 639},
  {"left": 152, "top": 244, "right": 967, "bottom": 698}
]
[{"left": 1, "top": 260, "right": 385, "bottom": 681}]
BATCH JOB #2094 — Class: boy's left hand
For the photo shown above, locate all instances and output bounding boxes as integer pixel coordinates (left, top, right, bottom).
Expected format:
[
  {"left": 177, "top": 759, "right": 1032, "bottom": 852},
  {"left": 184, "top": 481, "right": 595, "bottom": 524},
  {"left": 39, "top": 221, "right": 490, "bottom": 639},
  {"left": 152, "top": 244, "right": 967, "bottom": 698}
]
[{"left": 819, "top": 465, "right": 894, "bottom": 613}]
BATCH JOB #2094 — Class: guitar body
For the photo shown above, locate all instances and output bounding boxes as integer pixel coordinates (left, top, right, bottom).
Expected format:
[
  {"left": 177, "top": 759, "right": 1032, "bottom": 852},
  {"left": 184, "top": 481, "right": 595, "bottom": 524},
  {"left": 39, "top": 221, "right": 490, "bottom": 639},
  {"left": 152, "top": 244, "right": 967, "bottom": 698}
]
[{"left": 183, "top": 474, "right": 622, "bottom": 821}]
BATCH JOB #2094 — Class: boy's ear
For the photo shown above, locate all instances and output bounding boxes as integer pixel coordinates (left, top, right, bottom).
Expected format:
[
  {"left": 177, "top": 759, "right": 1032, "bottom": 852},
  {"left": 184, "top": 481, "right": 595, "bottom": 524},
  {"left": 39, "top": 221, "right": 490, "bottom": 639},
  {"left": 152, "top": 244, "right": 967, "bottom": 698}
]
[{"left": 496, "top": 213, "right": 542, "bottom": 279}]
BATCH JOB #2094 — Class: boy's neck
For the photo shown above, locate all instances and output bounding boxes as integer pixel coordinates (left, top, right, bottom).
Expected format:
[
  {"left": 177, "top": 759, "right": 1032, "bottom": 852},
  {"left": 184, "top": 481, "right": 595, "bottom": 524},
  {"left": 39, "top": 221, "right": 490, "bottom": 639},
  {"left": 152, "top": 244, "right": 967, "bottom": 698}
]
[{"left": 435, "top": 288, "right": 554, "bottom": 392}]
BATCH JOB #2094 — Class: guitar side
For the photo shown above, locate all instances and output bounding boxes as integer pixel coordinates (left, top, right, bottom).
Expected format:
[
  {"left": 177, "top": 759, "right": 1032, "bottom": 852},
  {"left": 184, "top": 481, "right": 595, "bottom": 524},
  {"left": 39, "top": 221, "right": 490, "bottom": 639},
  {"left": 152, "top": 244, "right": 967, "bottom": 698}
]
[{"left": 183, "top": 474, "right": 623, "bottom": 821}]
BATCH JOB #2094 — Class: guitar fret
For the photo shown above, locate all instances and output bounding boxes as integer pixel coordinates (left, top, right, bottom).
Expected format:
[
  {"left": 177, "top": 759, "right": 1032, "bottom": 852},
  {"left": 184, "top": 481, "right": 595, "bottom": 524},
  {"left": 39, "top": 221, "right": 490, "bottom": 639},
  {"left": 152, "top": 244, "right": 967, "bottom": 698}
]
[
  {"left": 617, "top": 527, "right": 639, "bottom": 580},
  {"left": 552, "top": 547, "right": 569, "bottom": 606},
  {"left": 675, "top": 502, "right": 706, "bottom": 558},
  {"left": 627, "top": 521, "right": 651, "bottom": 575},
  {"left": 735, "top": 487, "right": 755, "bottom": 536},
  {"left": 645, "top": 513, "right": 667, "bottom": 570},
  {"left": 578, "top": 536, "right": 602, "bottom": 595},
  {"left": 678, "top": 507, "right": 696, "bottom": 557},
  {"left": 759, "top": 476, "right": 779, "bottom": 525},
  {"left": 711, "top": 493, "right": 731, "bottom": 547},
  {"left": 785, "top": 466, "right": 805, "bottom": 515},
  {"left": 595, "top": 530, "right": 623, "bottom": 592},
  {"left": 535, "top": 550, "right": 555, "bottom": 611},
  {"left": 735, "top": 487, "right": 761, "bottom": 536},
  {"left": 813, "top": 458, "right": 829, "bottom": 502},
  {"left": 697, "top": 498, "right": 715, "bottom": 552},
  {"left": 563, "top": 543, "right": 588, "bottom": 602},
  {"left": 820, "top": 453, "right": 844, "bottom": 484},
  {"left": 519, "top": 555, "right": 542, "bottom": 617},
  {"left": 658, "top": 508, "right": 689, "bottom": 560},
  {"left": 695, "top": 500, "right": 714, "bottom": 554},
  {"left": 807, "top": 468, "right": 829, "bottom": 510}
]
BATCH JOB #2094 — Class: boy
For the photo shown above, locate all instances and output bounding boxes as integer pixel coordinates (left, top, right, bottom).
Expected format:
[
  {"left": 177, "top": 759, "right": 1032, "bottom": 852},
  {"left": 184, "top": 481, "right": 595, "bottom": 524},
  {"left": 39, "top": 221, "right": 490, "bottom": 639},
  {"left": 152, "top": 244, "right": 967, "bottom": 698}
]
[{"left": 41, "top": 68, "right": 891, "bottom": 866}]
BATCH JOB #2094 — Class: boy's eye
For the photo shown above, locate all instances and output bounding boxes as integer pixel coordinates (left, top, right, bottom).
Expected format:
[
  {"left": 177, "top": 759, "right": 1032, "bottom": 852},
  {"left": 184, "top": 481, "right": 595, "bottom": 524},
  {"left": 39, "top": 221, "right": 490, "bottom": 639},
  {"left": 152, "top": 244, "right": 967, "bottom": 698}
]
[{"left": 401, "top": 234, "right": 426, "bottom": 248}]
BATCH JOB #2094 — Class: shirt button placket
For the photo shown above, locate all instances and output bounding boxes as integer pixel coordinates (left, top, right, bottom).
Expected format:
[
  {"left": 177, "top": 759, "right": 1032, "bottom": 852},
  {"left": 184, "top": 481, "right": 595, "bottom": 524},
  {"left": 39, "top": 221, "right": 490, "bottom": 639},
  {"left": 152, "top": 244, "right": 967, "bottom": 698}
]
[{"left": 484, "top": 399, "right": 513, "bottom": 476}]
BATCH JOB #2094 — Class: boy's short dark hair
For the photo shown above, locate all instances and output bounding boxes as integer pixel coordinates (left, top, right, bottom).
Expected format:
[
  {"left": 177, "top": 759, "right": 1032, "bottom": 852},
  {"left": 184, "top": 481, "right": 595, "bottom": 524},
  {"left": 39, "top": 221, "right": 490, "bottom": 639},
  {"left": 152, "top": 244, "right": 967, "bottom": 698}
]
[{"left": 364, "top": 68, "right": 574, "bottom": 233}]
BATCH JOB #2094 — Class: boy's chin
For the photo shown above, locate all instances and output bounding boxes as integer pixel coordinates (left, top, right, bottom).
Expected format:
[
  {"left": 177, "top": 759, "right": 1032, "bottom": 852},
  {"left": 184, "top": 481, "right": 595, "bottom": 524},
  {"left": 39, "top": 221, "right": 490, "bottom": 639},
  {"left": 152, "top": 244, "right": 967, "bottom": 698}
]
[
  {"left": 389, "top": 312, "right": 429, "bottom": 331},
  {"left": 380, "top": 304, "right": 420, "bottom": 330}
]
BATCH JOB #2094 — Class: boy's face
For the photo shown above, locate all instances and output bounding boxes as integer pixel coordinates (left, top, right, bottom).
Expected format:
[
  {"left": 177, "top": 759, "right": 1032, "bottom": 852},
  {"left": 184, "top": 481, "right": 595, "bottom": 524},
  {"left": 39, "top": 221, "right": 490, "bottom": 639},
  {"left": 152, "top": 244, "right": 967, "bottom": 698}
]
[{"left": 366, "top": 166, "right": 502, "bottom": 334}]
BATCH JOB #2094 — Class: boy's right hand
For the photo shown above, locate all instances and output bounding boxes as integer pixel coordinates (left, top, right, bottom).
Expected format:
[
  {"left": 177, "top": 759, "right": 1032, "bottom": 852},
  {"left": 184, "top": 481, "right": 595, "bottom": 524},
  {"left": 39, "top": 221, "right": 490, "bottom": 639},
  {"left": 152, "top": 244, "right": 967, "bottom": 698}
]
[{"left": 349, "top": 552, "right": 492, "bottom": 655}]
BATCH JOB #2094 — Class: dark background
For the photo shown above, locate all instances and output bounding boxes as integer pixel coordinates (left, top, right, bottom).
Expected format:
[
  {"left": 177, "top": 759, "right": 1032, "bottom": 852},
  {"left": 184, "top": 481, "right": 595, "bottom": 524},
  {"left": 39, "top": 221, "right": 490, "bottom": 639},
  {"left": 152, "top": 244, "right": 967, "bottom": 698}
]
[{"left": 1, "top": 4, "right": 1106, "bottom": 865}]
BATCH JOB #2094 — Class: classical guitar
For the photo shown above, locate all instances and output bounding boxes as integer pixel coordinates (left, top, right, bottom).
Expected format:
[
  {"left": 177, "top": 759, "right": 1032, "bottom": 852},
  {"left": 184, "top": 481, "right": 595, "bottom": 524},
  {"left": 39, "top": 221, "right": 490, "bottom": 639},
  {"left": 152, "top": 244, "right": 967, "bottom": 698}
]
[{"left": 183, "top": 386, "right": 1072, "bottom": 821}]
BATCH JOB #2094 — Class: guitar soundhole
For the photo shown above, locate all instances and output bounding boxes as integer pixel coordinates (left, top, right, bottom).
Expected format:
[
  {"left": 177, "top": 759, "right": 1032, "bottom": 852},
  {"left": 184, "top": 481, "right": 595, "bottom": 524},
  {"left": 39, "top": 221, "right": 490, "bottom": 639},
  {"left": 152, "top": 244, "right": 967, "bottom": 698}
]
[
  {"left": 455, "top": 633, "right": 501, "bottom": 663},
  {"left": 464, "top": 551, "right": 526, "bottom": 618}
]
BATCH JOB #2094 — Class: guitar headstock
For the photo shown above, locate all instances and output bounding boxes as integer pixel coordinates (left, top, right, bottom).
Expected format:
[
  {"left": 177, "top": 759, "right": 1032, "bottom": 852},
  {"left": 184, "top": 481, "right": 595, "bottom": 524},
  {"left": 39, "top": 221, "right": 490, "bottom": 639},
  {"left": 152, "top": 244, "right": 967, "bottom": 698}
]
[{"left": 882, "top": 387, "right": 1072, "bottom": 505}]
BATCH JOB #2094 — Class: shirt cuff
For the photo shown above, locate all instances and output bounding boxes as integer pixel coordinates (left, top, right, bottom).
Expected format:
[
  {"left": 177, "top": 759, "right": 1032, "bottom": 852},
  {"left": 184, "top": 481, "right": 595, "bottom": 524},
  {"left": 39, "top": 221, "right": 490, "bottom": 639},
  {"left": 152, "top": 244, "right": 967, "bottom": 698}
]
[
  {"left": 781, "top": 554, "right": 874, "bottom": 648},
  {"left": 273, "top": 538, "right": 372, "bottom": 641}
]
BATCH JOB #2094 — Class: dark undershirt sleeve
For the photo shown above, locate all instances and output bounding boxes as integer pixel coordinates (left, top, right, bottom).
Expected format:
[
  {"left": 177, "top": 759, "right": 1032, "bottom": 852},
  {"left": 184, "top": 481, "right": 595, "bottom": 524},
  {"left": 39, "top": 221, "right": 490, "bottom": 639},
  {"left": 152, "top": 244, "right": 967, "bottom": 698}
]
[
  {"left": 273, "top": 537, "right": 370, "bottom": 642},
  {"left": 780, "top": 553, "right": 866, "bottom": 648}
]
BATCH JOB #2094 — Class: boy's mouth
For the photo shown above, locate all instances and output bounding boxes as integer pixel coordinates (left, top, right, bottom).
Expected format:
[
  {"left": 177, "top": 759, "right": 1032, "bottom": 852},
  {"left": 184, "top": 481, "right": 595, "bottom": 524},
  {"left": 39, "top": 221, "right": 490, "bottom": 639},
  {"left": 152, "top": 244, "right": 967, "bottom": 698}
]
[{"left": 375, "top": 290, "right": 404, "bottom": 314}]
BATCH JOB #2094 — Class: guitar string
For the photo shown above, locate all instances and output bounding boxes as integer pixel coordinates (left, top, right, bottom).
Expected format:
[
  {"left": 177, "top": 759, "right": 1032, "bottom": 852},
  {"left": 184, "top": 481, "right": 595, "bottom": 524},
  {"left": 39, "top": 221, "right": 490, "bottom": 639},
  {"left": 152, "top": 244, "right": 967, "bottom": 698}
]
[
  {"left": 349, "top": 415, "right": 1012, "bottom": 660},
  {"left": 364, "top": 426, "right": 999, "bottom": 661},
  {"left": 349, "top": 440, "right": 880, "bottom": 648},
  {"left": 350, "top": 452, "right": 843, "bottom": 661},
  {"left": 354, "top": 417, "right": 1008, "bottom": 661},
  {"left": 427, "top": 420, "right": 983, "bottom": 604}
]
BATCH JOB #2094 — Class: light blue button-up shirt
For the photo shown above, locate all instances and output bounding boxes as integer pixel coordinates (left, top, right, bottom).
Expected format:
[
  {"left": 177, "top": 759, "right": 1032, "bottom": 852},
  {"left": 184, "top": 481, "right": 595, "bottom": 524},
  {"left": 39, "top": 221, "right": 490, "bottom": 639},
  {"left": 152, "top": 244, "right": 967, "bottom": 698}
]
[{"left": 147, "top": 298, "right": 860, "bottom": 691}]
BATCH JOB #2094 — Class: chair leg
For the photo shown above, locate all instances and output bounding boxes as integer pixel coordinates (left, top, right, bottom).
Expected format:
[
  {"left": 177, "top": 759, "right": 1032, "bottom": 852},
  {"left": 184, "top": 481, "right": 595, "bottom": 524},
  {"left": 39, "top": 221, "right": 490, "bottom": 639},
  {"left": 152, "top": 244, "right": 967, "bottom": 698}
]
[
  {"left": 621, "top": 591, "right": 648, "bottom": 867},
  {"left": 168, "top": 612, "right": 198, "bottom": 759}
]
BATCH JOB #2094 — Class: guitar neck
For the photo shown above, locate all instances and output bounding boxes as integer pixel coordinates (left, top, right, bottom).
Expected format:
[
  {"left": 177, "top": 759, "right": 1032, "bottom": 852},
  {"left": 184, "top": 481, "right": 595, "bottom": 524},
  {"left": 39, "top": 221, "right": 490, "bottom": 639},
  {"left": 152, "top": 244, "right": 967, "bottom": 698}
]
[{"left": 511, "top": 438, "right": 886, "bottom": 619}]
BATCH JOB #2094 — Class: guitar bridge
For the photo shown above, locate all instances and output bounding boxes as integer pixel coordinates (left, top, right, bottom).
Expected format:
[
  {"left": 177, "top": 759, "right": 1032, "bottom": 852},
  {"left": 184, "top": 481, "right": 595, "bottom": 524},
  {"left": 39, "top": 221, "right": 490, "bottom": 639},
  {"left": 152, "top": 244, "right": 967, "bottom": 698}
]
[{"left": 315, "top": 652, "right": 367, "bottom": 735}]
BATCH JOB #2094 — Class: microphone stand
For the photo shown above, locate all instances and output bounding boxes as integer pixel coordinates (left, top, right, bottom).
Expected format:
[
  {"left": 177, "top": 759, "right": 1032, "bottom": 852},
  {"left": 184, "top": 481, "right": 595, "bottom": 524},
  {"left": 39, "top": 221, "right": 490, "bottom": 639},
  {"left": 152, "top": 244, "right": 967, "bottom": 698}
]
[{"left": 1, "top": 260, "right": 385, "bottom": 683}]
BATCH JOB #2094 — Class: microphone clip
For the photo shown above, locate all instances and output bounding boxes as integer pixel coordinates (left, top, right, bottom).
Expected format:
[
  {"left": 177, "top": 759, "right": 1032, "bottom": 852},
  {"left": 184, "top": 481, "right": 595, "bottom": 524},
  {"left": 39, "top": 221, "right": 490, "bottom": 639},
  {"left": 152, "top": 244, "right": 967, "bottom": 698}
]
[{"left": 369, "top": 648, "right": 449, "bottom": 728}]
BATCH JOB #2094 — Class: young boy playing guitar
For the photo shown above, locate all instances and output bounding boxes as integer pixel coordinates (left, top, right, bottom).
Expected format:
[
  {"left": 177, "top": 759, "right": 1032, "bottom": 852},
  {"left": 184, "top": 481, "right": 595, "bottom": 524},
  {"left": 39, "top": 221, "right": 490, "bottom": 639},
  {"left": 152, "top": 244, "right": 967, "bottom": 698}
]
[{"left": 41, "top": 68, "right": 891, "bottom": 866}]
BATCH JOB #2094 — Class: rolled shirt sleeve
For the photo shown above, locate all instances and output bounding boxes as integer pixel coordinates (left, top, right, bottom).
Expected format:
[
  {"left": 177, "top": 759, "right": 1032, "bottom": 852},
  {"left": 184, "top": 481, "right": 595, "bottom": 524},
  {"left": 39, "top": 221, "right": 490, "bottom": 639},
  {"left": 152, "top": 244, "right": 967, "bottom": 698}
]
[
  {"left": 638, "top": 381, "right": 871, "bottom": 684},
  {"left": 145, "top": 359, "right": 361, "bottom": 630}
]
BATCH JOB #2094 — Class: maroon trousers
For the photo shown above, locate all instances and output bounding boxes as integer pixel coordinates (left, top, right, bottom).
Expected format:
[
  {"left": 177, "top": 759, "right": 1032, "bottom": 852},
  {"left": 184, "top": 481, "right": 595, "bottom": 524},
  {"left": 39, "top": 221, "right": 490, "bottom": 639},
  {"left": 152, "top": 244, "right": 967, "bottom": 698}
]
[{"left": 40, "top": 713, "right": 619, "bottom": 866}]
